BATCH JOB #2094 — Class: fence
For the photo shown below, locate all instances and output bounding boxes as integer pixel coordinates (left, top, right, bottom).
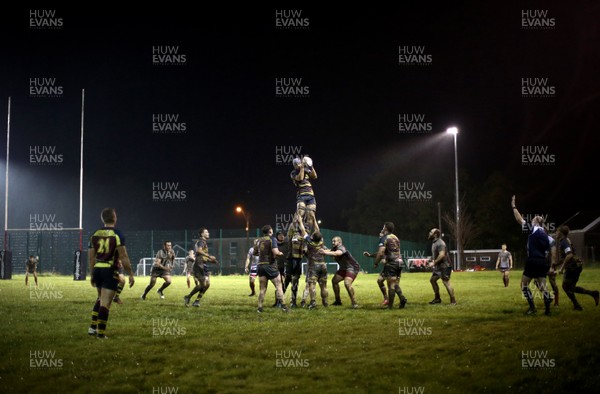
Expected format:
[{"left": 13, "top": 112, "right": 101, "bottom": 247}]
[{"left": 2, "top": 228, "right": 430, "bottom": 276}]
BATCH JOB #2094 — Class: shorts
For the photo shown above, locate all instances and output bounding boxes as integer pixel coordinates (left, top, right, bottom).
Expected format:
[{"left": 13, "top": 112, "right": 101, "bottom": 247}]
[
  {"left": 249, "top": 265, "right": 258, "bottom": 278},
  {"left": 307, "top": 264, "right": 328, "bottom": 283},
  {"left": 151, "top": 268, "right": 171, "bottom": 279},
  {"left": 382, "top": 264, "right": 402, "bottom": 279},
  {"left": 523, "top": 258, "right": 549, "bottom": 279},
  {"left": 431, "top": 263, "right": 452, "bottom": 281},
  {"left": 193, "top": 267, "right": 209, "bottom": 281},
  {"left": 564, "top": 264, "right": 583, "bottom": 283},
  {"left": 26, "top": 267, "right": 36, "bottom": 274},
  {"left": 297, "top": 194, "right": 316, "bottom": 207},
  {"left": 499, "top": 266, "right": 510, "bottom": 273},
  {"left": 93, "top": 268, "right": 119, "bottom": 291},
  {"left": 258, "top": 264, "right": 281, "bottom": 280},
  {"left": 335, "top": 269, "right": 357, "bottom": 280}
]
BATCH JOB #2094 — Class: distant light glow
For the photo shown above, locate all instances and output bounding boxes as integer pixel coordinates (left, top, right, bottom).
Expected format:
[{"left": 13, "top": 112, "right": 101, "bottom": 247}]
[{"left": 446, "top": 127, "right": 458, "bottom": 135}]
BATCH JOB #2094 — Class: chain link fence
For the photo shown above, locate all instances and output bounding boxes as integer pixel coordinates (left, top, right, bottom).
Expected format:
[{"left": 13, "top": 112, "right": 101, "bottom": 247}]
[{"left": 3, "top": 228, "right": 430, "bottom": 276}]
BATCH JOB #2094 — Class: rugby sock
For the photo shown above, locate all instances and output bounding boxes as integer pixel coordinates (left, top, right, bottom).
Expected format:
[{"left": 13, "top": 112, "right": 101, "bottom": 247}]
[
  {"left": 199, "top": 285, "right": 209, "bottom": 297},
  {"left": 188, "top": 284, "right": 202, "bottom": 298},
  {"left": 321, "top": 286, "right": 328, "bottom": 306},
  {"left": 446, "top": 285, "right": 455, "bottom": 300},
  {"left": 142, "top": 284, "right": 153, "bottom": 297},
  {"left": 90, "top": 299, "right": 100, "bottom": 330},
  {"left": 333, "top": 281, "right": 343, "bottom": 303},
  {"left": 394, "top": 284, "right": 404, "bottom": 298},
  {"left": 249, "top": 282, "right": 255, "bottom": 294},
  {"left": 564, "top": 290, "right": 580, "bottom": 308},
  {"left": 309, "top": 284, "right": 317, "bottom": 302},
  {"left": 302, "top": 286, "right": 309, "bottom": 303},
  {"left": 388, "top": 287, "right": 395, "bottom": 308},
  {"left": 291, "top": 278, "right": 299, "bottom": 304},
  {"left": 378, "top": 282, "right": 387, "bottom": 300},
  {"left": 574, "top": 287, "right": 593, "bottom": 295},
  {"left": 158, "top": 282, "right": 171, "bottom": 292},
  {"left": 522, "top": 287, "right": 535, "bottom": 309},
  {"left": 543, "top": 291, "right": 552, "bottom": 314},
  {"left": 97, "top": 306, "right": 109, "bottom": 336},
  {"left": 283, "top": 277, "right": 290, "bottom": 293},
  {"left": 115, "top": 282, "right": 124, "bottom": 298}
]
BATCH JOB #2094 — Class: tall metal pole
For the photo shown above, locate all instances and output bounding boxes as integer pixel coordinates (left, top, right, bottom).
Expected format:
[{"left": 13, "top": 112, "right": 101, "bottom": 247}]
[
  {"left": 245, "top": 217, "right": 249, "bottom": 257},
  {"left": 437, "top": 202, "right": 442, "bottom": 233},
  {"left": 4, "top": 97, "right": 11, "bottom": 249},
  {"left": 79, "top": 89, "right": 85, "bottom": 250},
  {"left": 453, "top": 132, "right": 461, "bottom": 270}
]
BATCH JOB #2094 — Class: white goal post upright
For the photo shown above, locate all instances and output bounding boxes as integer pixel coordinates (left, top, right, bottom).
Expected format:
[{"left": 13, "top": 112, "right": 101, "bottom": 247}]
[{"left": 3, "top": 91, "right": 86, "bottom": 250}]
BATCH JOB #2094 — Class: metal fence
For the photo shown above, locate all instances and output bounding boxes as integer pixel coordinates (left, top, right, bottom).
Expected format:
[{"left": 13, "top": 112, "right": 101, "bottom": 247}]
[{"left": 3, "top": 228, "right": 430, "bottom": 276}]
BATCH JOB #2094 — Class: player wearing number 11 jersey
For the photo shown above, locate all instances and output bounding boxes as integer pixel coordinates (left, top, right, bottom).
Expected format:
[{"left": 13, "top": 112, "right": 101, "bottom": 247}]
[{"left": 88, "top": 208, "right": 135, "bottom": 338}]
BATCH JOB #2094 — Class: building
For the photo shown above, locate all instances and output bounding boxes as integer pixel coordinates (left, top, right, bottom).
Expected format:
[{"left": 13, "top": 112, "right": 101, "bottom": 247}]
[
  {"left": 562, "top": 211, "right": 600, "bottom": 264},
  {"left": 449, "top": 249, "right": 502, "bottom": 271}
]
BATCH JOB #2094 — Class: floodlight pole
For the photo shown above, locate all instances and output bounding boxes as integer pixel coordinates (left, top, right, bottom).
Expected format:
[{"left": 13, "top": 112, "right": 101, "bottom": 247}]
[
  {"left": 78, "top": 89, "right": 85, "bottom": 251},
  {"left": 4, "top": 97, "right": 10, "bottom": 249}
]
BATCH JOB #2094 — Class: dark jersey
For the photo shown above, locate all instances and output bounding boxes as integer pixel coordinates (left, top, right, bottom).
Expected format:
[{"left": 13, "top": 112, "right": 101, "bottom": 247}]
[
  {"left": 154, "top": 249, "right": 174, "bottom": 270},
  {"left": 276, "top": 238, "right": 289, "bottom": 265},
  {"left": 304, "top": 235, "right": 325, "bottom": 265},
  {"left": 88, "top": 227, "right": 125, "bottom": 269},
  {"left": 559, "top": 237, "right": 581, "bottom": 269},
  {"left": 331, "top": 245, "right": 360, "bottom": 272},
  {"left": 195, "top": 239, "right": 209, "bottom": 262},
  {"left": 380, "top": 234, "right": 401, "bottom": 263},
  {"left": 288, "top": 228, "right": 305, "bottom": 259},
  {"left": 290, "top": 169, "right": 315, "bottom": 197},
  {"left": 527, "top": 228, "right": 551, "bottom": 260},
  {"left": 26, "top": 259, "right": 37, "bottom": 272},
  {"left": 255, "top": 235, "right": 279, "bottom": 265},
  {"left": 194, "top": 239, "right": 209, "bottom": 273}
]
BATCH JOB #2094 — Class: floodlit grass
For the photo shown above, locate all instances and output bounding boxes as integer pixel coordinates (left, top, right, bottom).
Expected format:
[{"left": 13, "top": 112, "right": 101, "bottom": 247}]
[{"left": 1, "top": 270, "right": 600, "bottom": 394}]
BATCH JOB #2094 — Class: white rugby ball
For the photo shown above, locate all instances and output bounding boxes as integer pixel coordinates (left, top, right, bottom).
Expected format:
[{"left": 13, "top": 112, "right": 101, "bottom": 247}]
[{"left": 303, "top": 156, "right": 313, "bottom": 167}]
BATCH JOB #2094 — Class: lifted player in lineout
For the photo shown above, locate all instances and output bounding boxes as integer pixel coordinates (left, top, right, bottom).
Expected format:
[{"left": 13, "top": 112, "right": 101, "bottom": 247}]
[{"left": 291, "top": 155, "right": 317, "bottom": 228}]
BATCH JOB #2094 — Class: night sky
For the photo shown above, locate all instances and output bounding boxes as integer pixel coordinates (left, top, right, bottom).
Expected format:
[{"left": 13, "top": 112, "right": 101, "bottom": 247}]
[{"left": 1, "top": 4, "right": 598, "bottom": 236}]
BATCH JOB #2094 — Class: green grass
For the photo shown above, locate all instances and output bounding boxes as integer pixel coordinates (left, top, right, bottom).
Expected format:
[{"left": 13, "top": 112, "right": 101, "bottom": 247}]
[{"left": 1, "top": 270, "right": 600, "bottom": 394}]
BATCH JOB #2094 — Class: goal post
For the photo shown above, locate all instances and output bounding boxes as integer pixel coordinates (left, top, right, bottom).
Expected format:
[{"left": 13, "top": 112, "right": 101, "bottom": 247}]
[{"left": 2, "top": 90, "right": 86, "bottom": 279}]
